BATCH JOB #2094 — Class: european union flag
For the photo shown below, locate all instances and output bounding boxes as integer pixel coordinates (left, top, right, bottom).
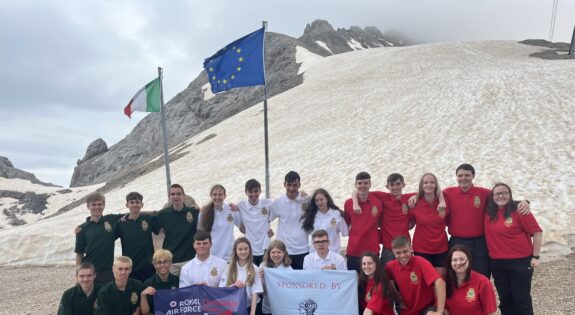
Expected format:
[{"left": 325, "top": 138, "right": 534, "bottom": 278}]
[{"left": 204, "top": 27, "right": 265, "bottom": 93}]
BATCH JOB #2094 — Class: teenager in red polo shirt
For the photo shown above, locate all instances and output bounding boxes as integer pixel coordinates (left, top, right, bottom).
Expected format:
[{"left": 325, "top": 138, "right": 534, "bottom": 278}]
[
  {"left": 444, "top": 245, "right": 497, "bottom": 315},
  {"left": 344, "top": 171, "right": 384, "bottom": 272},
  {"left": 485, "top": 183, "right": 542, "bottom": 315},
  {"left": 385, "top": 236, "right": 445, "bottom": 315},
  {"left": 359, "top": 252, "right": 400, "bottom": 315},
  {"left": 410, "top": 173, "right": 449, "bottom": 274},
  {"left": 354, "top": 173, "right": 445, "bottom": 267},
  {"left": 442, "top": 164, "right": 530, "bottom": 278}
]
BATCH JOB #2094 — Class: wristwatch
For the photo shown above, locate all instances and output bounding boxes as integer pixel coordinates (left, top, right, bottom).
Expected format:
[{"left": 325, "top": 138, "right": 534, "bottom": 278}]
[{"left": 532, "top": 255, "right": 540, "bottom": 259}]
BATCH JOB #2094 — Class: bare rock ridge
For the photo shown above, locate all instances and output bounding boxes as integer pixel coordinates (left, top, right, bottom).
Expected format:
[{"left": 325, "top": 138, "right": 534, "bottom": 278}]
[
  {"left": 0, "top": 156, "right": 56, "bottom": 187},
  {"left": 70, "top": 20, "right": 407, "bottom": 187}
]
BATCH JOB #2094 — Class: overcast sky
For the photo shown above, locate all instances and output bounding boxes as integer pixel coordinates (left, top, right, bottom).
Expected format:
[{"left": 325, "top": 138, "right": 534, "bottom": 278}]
[{"left": 1, "top": 0, "right": 574, "bottom": 187}]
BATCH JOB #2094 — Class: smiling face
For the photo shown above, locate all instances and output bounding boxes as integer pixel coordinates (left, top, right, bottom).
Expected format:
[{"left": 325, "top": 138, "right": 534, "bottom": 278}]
[
  {"left": 422, "top": 174, "right": 437, "bottom": 196},
  {"left": 113, "top": 261, "right": 132, "bottom": 287},
  {"left": 456, "top": 169, "right": 474, "bottom": 191},
  {"left": 193, "top": 238, "right": 212, "bottom": 260},
  {"left": 269, "top": 247, "right": 285, "bottom": 266},
  {"left": 492, "top": 185, "right": 511, "bottom": 208},
  {"left": 450, "top": 250, "right": 469, "bottom": 275},
  {"left": 210, "top": 188, "right": 226, "bottom": 208},
  {"left": 169, "top": 187, "right": 184, "bottom": 209},
  {"left": 386, "top": 179, "right": 405, "bottom": 197},
  {"left": 312, "top": 235, "right": 330, "bottom": 257},
  {"left": 76, "top": 267, "right": 96, "bottom": 293},
  {"left": 392, "top": 244, "right": 413, "bottom": 266},
  {"left": 246, "top": 187, "right": 261, "bottom": 205},
  {"left": 355, "top": 178, "right": 371, "bottom": 197},
  {"left": 361, "top": 256, "right": 377, "bottom": 278},
  {"left": 314, "top": 193, "right": 328, "bottom": 211},
  {"left": 87, "top": 200, "right": 104, "bottom": 220},
  {"left": 126, "top": 199, "right": 143, "bottom": 215},
  {"left": 235, "top": 241, "right": 251, "bottom": 262},
  {"left": 284, "top": 180, "right": 301, "bottom": 200},
  {"left": 153, "top": 257, "right": 172, "bottom": 277}
]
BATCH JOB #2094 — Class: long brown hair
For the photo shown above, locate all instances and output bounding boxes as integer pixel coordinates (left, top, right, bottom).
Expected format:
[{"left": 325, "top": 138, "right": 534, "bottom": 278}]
[
  {"left": 226, "top": 237, "right": 256, "bottom": 286},
  {"left": 358, "top": 252, "right": 403, "bottom": 308},
  {"left": 486, "top": 182, "right": 516, "bottom": 223},
  {"left": 443, "top": 245, "right": 473, "bottom": 298},
  {"left": 199, "top": 184, "right": 226, "bottom": 232},
  {"left": 301, "top": 188, "right": 343, "bottom": 233}
]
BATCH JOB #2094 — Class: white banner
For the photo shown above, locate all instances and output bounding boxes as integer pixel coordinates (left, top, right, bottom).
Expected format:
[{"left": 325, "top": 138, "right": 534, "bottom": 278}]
[{"left": 264, "top": 268, "right": 358, "bottom": 315}]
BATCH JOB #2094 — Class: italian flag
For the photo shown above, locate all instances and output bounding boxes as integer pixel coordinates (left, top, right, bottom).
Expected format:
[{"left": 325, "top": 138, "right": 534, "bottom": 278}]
[{"left": 124, "top": 78, "right": 161, "bottom": 118}]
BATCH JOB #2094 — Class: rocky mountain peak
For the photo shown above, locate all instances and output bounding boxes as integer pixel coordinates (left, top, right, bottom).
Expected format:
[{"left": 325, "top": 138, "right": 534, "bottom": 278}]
[{"left": 0, "top": 156, "right": 56, "bottom": 186}]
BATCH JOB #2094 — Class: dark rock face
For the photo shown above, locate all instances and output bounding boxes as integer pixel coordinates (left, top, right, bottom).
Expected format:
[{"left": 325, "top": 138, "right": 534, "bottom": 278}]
[
  {"left": 519, "top": 39, "right": 574, "bottom": 60},
  {"left": 0, "top": 156, "right": 57, "bottom": 187},
  {"left": 0, "top": 190, "right": 51, "bottom": 226},
  {"left": 70, "top": 20, "right": 406, "bottom": 188}
]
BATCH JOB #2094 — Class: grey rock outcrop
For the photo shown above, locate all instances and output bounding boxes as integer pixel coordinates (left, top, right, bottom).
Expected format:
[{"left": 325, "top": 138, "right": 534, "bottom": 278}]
[
  {"left": 1, "top": 191, "right": 51, "bottom": 226},
  {"left": 70, "top": 20, "right": 405, "bottom": 187},
  {"left": 77, "top": 138, "right": 108, "bottom": 165},
  {"left": 0, "top": 156, "right": 57, "bottom": 187}
]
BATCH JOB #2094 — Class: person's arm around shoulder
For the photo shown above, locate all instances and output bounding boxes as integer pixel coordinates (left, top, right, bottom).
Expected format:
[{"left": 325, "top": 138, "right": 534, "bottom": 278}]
[{"left": 517, "top": 200, "right": 531, "bottom": 215}]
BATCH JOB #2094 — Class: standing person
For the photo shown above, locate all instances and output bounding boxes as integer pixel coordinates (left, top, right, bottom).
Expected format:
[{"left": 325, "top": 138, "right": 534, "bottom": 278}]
[
  {"left": 442, "top": 164, "right": 530, "bottom": 278},
  {"left": 410, "top": 173, "right": 449, "bottom": 273},
  {"left": 220, "top": 238, "right": 264, "bottom": 315},
  {"left": 444, "top": 245, "right": 497, "bottom": 315},
  {"left": 236, "top": 179, "right": 273, "bottom": 266},
  {"left": 140, "top": 249, "right": 179, "bottom": 315},
  {"left": 268, "top": 171, "right": 309, "bottom": 270},
  {"left": 258, "top": 240, "right": 293, "bottom": 315},
  {"left": 198, "top": 184, "right": 241, "bottom": 261},
  {"left": 153, "top": 184, "right": 200, "bottom": 276},
  {"left": 301, "top": 188, "right": 348, "bottom": 254},
  {"left": 179, "top": 231, "right": 227, "bottom": 288},
  {"left": 359, "top": 252, "right": 401, "bottom": 315},
  {"left": 95, "top": 256, "right": 145, "bottom": 315},
  {"left": 385, "top": 236, "right": 446, "bottom": 315},
  {"left": 57, "top": 262, "right": 103, "bottom": 315},
  {"left": 344, "top": 172, "right": 384, "bottom": 272},
  {"left": 303, "top": 229, "right": 347, "bottom": 270},
  {"left": 485, "top": 183, "right": 542, "bottom": 315},
  {"left": 115, "top": 192, "right": 156, "bottom": 282},
  {"left": 75, "top": 192, "right": 121, "bottom": 284}
]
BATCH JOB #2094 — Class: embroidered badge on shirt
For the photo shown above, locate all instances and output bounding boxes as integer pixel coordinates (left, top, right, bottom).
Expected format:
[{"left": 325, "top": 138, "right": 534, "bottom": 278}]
[
  {"left": 104, "top": 221, "right": 112, "bottom": 232},
  {"left": 171, "top": 286, "right": 176, "bottom": 289},
  {"left": 330, "top": 218, "right": 337, "bottom": 226},
  {"left": 504, "top": 217, "right": 513, "bottom": 227},
  {"left": 410, "top": 272, "right": 419, "bottom": 285},
  {"left": 210, "top": 267, "right": 218, "bottom": 277},
  {"left": 473, "top": 196, "right": 481, "bottom": 208},
  {"left": 371, "top": 206, "right": 378, "bottom": 217},
  {"left": 186, "top": 212, "right": 194, "bottom": 223},
  {"left": 466, "top": 288, "right": 476, "bottom": 302},
  {"left": 301, "top": 203, "right": 308, "bottom": 213},
  {"left": 261, "top": 207, "right": 269, "bottom": 216},
  {"left": 402, "top": 204, "right": 409, "bottom": 214},
  {"left": 141, "top": 220, "right": 149, "bottom": 231},
  {"left": 130, "top": 292, "right": 138, "bottom": 304},
  {"left": 227, "top": 214, "right": 234, "bottom": 223}
]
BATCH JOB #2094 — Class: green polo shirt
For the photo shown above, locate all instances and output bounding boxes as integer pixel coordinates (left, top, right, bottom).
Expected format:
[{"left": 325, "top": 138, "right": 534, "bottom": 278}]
[
  {"left": 143, "top": 273, "right": 179, "bottom": 312},
  {"left": 75, "top": 214, "right": 121, "bottom": 273},
  {"left": 115, "top": 214, "right": 156, "bottom": 271},
  {"left": 154, "top": 205, "right": 199, "bottom": 263},
  {"left": 95, "top": 278, "right": 145, "bottom": 315},
  {"left": 57, "top": 283, "right": 103, "bottom": 315}
]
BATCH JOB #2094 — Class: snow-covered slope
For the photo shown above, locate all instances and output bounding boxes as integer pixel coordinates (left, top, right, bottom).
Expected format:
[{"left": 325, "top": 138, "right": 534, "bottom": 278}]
[{"left": 1, "top": 41, "right": 573, "bottom": 266}]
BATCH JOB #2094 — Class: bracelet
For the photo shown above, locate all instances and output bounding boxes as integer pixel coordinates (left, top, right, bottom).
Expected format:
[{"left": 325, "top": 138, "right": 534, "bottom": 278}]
[{"left": 532, "top": 255, "right": 540, "bottom": 259}]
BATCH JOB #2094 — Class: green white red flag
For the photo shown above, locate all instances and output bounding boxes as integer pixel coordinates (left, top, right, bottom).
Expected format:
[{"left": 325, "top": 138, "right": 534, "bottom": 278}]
[{"left": 124, "top": 78, "right": 161, "bottom": 118}]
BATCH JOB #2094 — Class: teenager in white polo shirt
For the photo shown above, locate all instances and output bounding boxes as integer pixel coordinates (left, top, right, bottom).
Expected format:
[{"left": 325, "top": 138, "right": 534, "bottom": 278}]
[
  {"left": 268, "top": 171, "right": 310, "bottom": 270},
  {"left": 179, "top": 231, "right": 227, "bottom": 288},
  {"left": 303, "top": 229, "right": 347, "bottom": 270},
  {"left": 301, "top": 188, "right": 348, "bottom": 254},
  {"left": 198, "top": 184, "right": 241, "bottom": 261},
  {"left": 235, "top": 179, "right": 274, "bottom": 266}
]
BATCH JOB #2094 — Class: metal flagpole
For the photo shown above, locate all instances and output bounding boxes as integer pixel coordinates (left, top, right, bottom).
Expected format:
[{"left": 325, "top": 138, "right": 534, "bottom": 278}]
[
  {"left": 158, "top": 67, "right": 172, "bottom": 196},
  {"left": 262, "top": 21, "right": 271, "bottom": 199},
  {"left": 569, "top": 25, "right": 575, "bottom": 55}
]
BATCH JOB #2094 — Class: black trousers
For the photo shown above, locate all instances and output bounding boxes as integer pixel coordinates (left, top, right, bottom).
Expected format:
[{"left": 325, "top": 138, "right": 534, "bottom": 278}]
[
  {"left": 289, "top": 253, "right": 308, "bottom": 270},
  {"left": 346, "top": 255, "right": 361, "bottom": 273},
  {"left": 449, "top": 236, "right": 490, "bottom": 278},
  {"left": 490, "top": 256, "right": 534, "bottom": 315}
]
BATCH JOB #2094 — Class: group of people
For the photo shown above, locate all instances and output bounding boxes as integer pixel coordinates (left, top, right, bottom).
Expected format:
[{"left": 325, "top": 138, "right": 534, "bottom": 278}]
[{"left": 60, "top": 164, "right": 542, "bottom": 315}]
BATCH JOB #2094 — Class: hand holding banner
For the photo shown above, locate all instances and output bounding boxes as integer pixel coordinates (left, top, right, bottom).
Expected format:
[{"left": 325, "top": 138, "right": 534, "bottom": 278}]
[{"left": 153, "top": 285, "right": 247, "bottom": 315}]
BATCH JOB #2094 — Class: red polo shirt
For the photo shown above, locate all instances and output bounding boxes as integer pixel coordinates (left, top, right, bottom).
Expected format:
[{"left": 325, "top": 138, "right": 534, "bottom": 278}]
[
  {"left": 370, "top": 191, "right": 415, "bottom": 249},
  {"left": 385, "top": 256, "right": 440, "bottom": 315},
  {"left": 410, "top": 198, "right": 449, "bottom": 254},
  {"left": 445, "top": 271, "right": 497, "bottom": 315},
  {"left": 344, "top": 196, "right": 383, "bottom": 256},
  {"left": 444, "top": 185, "right": 490, "bottom": 238},
  {"left": 484, "top": 209, "right": 542, "bottom": 259},
  {"left": 361, "top": 278, "right": 395, "bottom": 315}
]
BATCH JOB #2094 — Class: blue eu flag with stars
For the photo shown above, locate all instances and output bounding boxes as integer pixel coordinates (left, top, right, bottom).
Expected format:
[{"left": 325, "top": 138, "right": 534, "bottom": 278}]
[{"left": 204, "top": 27, "right": 265, "bottom": 93}]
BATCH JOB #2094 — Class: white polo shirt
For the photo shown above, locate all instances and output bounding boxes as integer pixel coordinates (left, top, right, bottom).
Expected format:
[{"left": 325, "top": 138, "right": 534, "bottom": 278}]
[
  {"left": 269, "top": 193, "right": 309, "bottom": 255},
  {"left": 309, "top": 209, "right": 349, "bottom": 254},
  {"left": 259, "top": 263, "right": 292, "bottom": 314},
  {"left": 236, "top": 199, "right": 273, "bottom": 256},
  {"left": 179, "top": 254, "right": 227, "bottom": 288},
  {"left": 198, "top": 203, "right": 240, "bottom": 261},
  {"left": 220, "top": 262, "right": 264, "bottom": 305},
  {"left": 302, "top": 250, "right": 347, "bottom": 271}
]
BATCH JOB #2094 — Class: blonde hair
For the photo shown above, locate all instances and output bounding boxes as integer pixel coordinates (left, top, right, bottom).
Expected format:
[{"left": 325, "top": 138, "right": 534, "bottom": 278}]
[
  {"left": 263, "top": 240, "right": 292, "bottom": 268},
  {"left": 113, "top": 256, "right": 133, "bottom": 267},
  {"left": 226, "top": 237, "right": 256, "bottom": 286},
  {"left": 152, "top": 249, "right": 173, "bottom": 263}
]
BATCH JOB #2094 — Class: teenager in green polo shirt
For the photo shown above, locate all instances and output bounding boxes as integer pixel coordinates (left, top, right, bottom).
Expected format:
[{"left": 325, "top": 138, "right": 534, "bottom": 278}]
[
  {"left": 58, "top": 262, "right": 102, "bottom": 315},
  {"left": 140, "top": 249, "right": 180, "bottom": 315},
  {"left": 115, "top": 192, "right": 156, "bottom": 282},
  {"left": 75, "top": 192, "right": 121, "bottom": 284},
  {"left": 95, "top": 256, "right": 145, "bottom": 315},
  {"left": 153, "top": 184, "right": 200, "bottom": 275}
]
